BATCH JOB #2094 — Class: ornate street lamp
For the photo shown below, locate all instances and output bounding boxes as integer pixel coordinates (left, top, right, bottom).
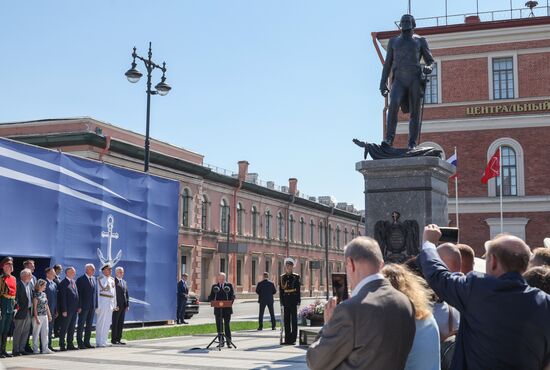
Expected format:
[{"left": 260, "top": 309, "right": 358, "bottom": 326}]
[{"left": 125, "top": 42, "right": 171, "bottom": 172}]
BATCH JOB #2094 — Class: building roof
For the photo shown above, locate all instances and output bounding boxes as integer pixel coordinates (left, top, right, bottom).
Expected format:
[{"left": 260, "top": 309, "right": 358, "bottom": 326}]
[
  {"left": 375, "top": 14, "right": 550, "bottom": 41},
  {"left": 0, "top": 118, "right": 363, "bottom": 222}
]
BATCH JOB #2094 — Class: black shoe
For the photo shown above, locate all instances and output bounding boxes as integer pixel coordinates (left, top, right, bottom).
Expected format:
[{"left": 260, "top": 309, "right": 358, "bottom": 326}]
[
  {"left": 59, "top": 347, "right": 67, "bottom": 352},
  {"left": 84, "top": 343, "right": 94, "bottom": 349},
  {"left": 118, "top": 341, "right": 126, "bottom": 345},
  {"left": 48, "top": 346, "right": 58, "bottom": 352},
  {"left": 21, "top": 351, "right": 33, "bottom": 355},
  {"left": 3, "top": 352, "right": 12, "bottom": 358},
  {"left": 182, "top": 321, "right": 189, "bottom": 324},
  {"left": 78, "top": 344, "right": 86, "bottom": 349},
  {"left": 12, "top": 352, "right": 21, "bottom": 356},
  {"left": 25, "top": 346, "right": 32, "bottom": 353},
  {"left": 67, "top": 345, "right": 78, "bottom": 351},
  {"left": 272, "top": 327, "right": 276, "bottom": 330},
  {"left": 257, "top": 327, "right": 263, "bottom": 331}
]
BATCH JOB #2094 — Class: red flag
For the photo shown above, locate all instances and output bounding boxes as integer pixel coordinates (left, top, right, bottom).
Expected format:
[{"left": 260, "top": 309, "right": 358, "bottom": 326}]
[{"left": 481, "top": 148, "right": 500, "bottom": 184}]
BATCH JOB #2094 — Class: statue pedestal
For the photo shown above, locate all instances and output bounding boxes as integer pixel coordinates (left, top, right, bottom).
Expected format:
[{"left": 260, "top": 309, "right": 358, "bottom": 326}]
[{"left": 356, "top": 157, "right": 455, "bottom": 252}]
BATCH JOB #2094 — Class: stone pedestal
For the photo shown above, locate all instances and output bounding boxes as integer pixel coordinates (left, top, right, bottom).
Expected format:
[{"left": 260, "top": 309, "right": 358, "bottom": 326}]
[{"left": 356, "top": 157, "right": 455, "bottom": 241}]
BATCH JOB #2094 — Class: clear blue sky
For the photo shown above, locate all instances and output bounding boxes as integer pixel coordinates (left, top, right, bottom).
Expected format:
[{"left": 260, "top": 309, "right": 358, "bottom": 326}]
[{"left": 0, "top": 0, "right": 523, "bottom": 208}]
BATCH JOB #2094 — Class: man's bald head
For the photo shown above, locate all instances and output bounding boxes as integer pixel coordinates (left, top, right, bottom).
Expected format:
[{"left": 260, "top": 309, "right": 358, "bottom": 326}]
[
  {"left": 486, "top": 235, "right": 531, "bottom": 277},
  {"left": 437, "top": 243, "right": 462, "bottom": 273}
]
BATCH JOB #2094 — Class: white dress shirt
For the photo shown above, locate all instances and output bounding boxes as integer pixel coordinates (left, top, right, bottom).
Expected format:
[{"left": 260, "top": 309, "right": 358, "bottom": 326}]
[{"left": 351, "top": 273, "right": 385, "bottom": 297}]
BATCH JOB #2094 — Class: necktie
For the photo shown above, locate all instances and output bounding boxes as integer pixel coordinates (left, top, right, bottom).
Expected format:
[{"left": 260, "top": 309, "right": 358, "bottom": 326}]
[{"left": 89, "top": 277, "right": 93, "bottom": 286}]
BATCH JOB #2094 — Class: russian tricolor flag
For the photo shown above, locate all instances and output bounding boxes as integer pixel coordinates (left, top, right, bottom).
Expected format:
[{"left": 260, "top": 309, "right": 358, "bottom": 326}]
[{"left": 447, "top": 151, "right": 457, "bottom": 179}]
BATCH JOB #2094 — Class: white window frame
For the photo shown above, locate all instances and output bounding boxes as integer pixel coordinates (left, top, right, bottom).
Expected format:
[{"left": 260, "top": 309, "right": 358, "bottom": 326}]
[
  {"left": 486, "top": 137, "right": 525, "bottom": 197},
  {"left": 488, "top": 52, "right": 519, "bottom": 101}
]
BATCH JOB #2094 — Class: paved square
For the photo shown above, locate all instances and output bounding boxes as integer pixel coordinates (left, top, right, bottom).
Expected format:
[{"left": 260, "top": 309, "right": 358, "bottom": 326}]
[{"left": 1, "top": 330, "right": 308, "bottom": 370}]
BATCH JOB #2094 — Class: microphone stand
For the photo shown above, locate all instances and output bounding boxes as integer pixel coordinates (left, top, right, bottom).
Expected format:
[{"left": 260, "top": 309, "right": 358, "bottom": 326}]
[{"left": 206, "top": 285, "right": 236, "bottom": 350}]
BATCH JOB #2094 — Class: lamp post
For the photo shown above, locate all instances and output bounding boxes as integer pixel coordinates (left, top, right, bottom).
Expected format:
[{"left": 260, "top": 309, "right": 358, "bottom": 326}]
[{"left": 125, "top": 42, "right": 171, "bottom": 172}]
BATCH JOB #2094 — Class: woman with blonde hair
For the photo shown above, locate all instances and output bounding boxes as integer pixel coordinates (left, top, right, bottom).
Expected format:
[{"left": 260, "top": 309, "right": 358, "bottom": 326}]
[
  {"left": 382, "top": 263, "right": 440, "bottom": 370},
  {"left": 32, "top": 279, "right": 53, "bottom": 354}
]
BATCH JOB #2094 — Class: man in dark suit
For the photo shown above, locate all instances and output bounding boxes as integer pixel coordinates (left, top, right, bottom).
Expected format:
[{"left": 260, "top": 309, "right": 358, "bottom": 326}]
[
  {"left": 12, "top": 269, "right": 33, "bottom": 356},
  {"left": 111, "top": 266, "right": 129, "bottom": 345},
  {"left": 255, "top": 272, "right": 276, "bottom": 330},
  {"left": 58, "top": 267, "right": 80, "bottom": 351},
  {"left": 53, "top": 264, "right": 63, "bottom": 338},
  {"left": 307, "top": 237, "right": 416, "bottom": 370},
  {"left": 207, "top": 272, "right": 235, "bottom": 346},
  {"left": 177, "top": 273, "right": 189, "bottom": 324},
  {"left": 76, "top": 264, "right": 96, "bottom": 349},
  {"left": 420, "top": 224, "right": 550, "bottom": 370},
  {"left": 45, "top": 267, "right": 58, "bottom": 352}
]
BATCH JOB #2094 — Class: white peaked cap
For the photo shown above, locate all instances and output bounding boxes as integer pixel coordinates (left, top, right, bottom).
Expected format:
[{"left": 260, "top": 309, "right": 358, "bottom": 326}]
[{"left": 284, "top": 257, "right": 295, "bottom": 266}]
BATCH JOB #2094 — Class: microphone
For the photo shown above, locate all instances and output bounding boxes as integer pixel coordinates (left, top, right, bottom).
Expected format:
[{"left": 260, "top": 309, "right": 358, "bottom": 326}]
[
  {"left": 213, "top": 286, "right": 220, "bottom": 294},
  {"left": 223, "top": 286, "right": 230, "bottom": 294}
]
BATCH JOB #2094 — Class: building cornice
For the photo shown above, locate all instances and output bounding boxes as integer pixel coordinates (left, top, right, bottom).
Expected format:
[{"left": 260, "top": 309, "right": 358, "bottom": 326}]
[
  {"left": 449, "top": 196, "right": 550, "bottom": 213},
  {"left": 398, "top": 113, "right": 550, "bottom": 134}
]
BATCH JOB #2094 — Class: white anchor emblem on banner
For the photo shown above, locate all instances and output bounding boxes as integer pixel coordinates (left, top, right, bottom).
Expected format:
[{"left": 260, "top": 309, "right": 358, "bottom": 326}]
[{"left": 97, "top": 214, "right": 122, "bottom": 267}]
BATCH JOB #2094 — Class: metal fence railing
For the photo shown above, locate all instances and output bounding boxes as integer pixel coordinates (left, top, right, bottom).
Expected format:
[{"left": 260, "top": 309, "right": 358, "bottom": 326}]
[{"left": 394, "top": 5, "right": 550, "bottom": 29}]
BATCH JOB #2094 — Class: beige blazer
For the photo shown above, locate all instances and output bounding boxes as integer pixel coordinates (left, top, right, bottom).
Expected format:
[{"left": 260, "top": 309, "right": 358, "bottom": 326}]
[{"left": 307, "top": 278, "right": 416, "bottom": 370}]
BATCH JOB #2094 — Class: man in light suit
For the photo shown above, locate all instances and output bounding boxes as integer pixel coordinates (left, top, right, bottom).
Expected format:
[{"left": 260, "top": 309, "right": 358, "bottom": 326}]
[
  {"left": 307, "top": 237, "right": 416, "bottom": 370},
  {"left": 95, "top": 263, "right": 117, "bottom": 348},
  {"left": 421, "top": 225, "right": 550, "bottom": 370}
]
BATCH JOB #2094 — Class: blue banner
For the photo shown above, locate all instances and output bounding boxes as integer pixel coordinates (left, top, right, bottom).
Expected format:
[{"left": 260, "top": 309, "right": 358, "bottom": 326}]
[{"left": 0, "top": 137, "right": 179, "bottom": 322}]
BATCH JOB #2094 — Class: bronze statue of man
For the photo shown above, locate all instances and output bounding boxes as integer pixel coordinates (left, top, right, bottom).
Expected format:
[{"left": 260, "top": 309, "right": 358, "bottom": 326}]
[{"left": 380, "top": 14, "right": 434, "bottom": 150}]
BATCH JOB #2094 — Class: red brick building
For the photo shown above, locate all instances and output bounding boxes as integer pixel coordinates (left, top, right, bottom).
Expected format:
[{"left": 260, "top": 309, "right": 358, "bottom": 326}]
[{"left": 375, "top": 14, "right": 550, "bottom": 255}]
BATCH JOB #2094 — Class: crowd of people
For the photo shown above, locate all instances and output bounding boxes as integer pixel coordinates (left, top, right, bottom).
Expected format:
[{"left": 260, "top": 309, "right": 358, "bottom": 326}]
[
  {"left": 0, "top": 259, "right": 130, "bottom": 358},
  {"left": 307, "top": 225, "right": 550, "bottom": 370}
]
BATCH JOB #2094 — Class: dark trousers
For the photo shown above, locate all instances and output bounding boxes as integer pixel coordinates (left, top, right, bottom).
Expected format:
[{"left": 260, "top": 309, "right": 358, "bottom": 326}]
[
  {"left": 76, "top": 308, "right": 94, "bottom": 346},
  {"left": 176, "top": 297, "right": 187, "bottom": 322},
  {"left": 111, "top": 308, "right": 126, "bottom": 343},
  {"left": 54, "top": 309, "right": 63, "bottom": 337},
  {"left": 385, "top": 69, "right": 423, "bottom": 147},
  {"left": 0, "top": 298, "right": 15, "bottom": 353},
  {"left": 258, "top": 302, "right": 276, "bottom": 329},
  {"left": 215, "top": 310, "right": 231, "bottom": 340},
  {"left": 48, "top": 318, "right": 54, "bottom": 348},
  {"left": 59, "top": 311, "right": 77, "bottom": 348},
  {"left": 283, "top": 305, "right": 298, "bottom": 343}
]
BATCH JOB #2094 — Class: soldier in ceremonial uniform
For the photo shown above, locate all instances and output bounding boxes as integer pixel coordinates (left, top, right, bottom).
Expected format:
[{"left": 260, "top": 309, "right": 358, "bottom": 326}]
[
  {"left": 0, "top": 257, "right": 16, "bottom": 358},
  {"left": 279, "top": 258, "right": 301, "bottom": 345},
  {"left": 95, "top": 263, "right": 117, "bottom": 347}
]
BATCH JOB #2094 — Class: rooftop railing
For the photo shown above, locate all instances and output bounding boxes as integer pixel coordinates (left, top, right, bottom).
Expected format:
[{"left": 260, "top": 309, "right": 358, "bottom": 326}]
[{"left": 394, "top": 5, "right": 550, "bottom": 29}]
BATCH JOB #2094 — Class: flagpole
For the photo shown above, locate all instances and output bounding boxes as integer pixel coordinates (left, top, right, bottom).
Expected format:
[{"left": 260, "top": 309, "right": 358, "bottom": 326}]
[
  {"left": 499, "top": 146, "right": 503, "bottom": 233},
  {"left": 454, "top": 146, "right": 459, "bottom": 242}
]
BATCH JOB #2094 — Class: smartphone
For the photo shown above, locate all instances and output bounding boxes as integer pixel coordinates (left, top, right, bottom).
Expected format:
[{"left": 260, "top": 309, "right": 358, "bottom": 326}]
[
  {"left": 439, "top": 227, "right": 459, "bottom": 243},
  {"left": 332, "top": 273, "right": 349, "bottom": 303}
]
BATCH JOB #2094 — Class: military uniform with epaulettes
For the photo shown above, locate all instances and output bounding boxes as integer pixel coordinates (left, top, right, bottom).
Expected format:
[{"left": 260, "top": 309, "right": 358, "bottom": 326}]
[{"left": 279, "top": 272, "right": 301, "bottom": 345}]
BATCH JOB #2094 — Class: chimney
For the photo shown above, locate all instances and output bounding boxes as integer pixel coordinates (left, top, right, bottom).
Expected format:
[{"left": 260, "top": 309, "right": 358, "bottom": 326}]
[
  {"left": 238, "top": 161, "right": 249, "bottom": 182},
  {"left": 465, "top": 15, "right": 480, "bottom": 24},
  {"left": 288, "top": 178, "right": 298, "bottom": 195}
]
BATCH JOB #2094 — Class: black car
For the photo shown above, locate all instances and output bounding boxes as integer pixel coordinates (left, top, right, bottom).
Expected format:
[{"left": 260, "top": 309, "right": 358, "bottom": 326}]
[{"left": 184, "top": 292, "right": 200, "bottom": 319}]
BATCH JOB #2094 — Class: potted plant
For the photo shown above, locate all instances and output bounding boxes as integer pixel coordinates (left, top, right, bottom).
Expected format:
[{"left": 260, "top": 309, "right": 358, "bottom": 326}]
[{"left": 298, "top": 299, "right": 326, "bottom": 327}]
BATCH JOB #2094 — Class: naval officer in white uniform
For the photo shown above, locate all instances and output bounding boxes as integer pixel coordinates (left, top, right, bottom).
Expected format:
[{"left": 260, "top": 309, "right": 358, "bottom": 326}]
[{"left": 95, "top": 263, "right": 117, "bottom": 347}]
